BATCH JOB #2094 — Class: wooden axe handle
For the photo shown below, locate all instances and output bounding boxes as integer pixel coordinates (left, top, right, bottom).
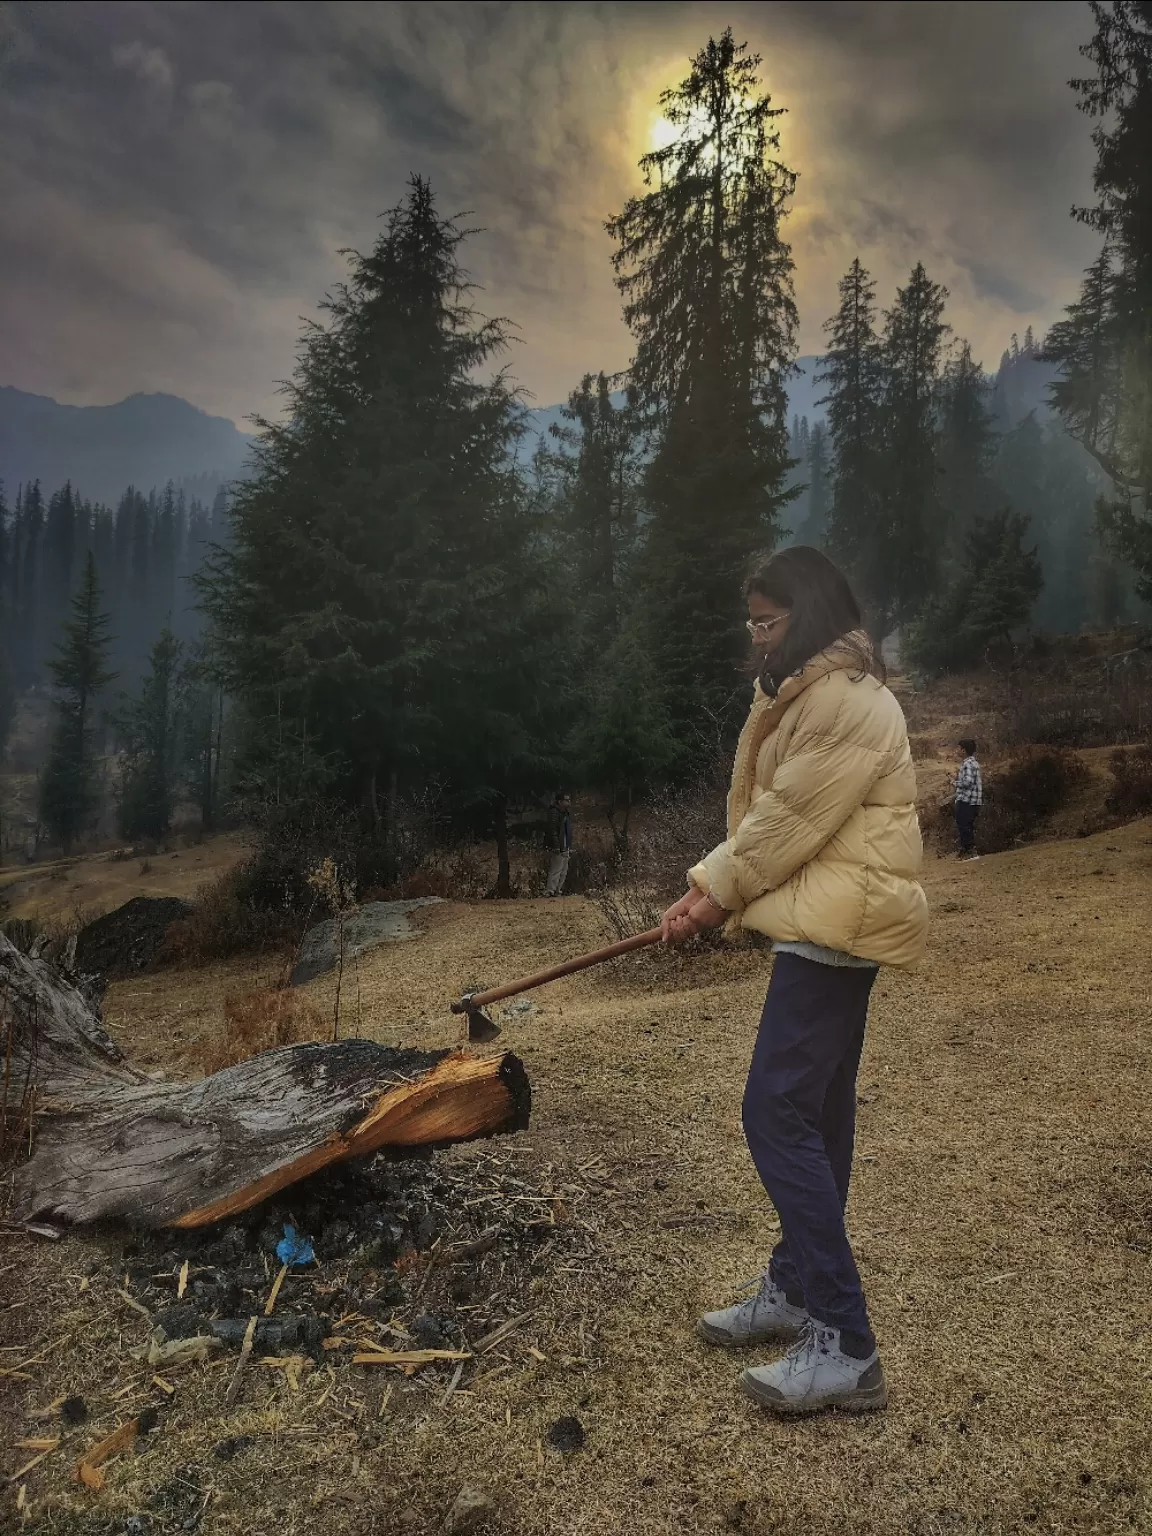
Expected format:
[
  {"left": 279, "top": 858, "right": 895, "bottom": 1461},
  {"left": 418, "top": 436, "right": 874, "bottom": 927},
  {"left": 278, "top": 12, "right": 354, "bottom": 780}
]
[{"left": 451, "top": 926, "right": 664, "bottom": 1012}]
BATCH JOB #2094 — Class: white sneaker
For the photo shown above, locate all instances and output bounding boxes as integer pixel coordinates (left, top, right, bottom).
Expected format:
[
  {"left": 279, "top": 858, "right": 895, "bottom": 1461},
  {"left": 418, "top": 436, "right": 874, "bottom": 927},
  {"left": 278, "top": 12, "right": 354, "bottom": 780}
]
[
  {"left": 740, "top": 1320, "right": 887, "bottom": 1414},
  {"left": 697, "top": 1274, "right": 808, "bottom": 1348}
]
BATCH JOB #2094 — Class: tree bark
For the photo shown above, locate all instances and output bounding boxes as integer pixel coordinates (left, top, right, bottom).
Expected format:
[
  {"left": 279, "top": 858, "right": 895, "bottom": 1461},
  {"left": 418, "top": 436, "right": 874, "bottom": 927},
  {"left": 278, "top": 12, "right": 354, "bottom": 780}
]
[
  {"left": 494, "top": 795, "right": 511, "bottom": 899},
  {"left": 1, "top": 933, "right": 530, "bottom": 1229}
]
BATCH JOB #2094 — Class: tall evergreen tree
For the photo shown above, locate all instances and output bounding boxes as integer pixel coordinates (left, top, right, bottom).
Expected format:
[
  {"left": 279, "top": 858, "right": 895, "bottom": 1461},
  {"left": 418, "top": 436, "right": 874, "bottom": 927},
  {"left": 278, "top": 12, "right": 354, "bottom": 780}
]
[
  {"left": 1045, "top": 248, "right": 1124, "bottom": 467},
  {"left": 117, "top": 627, "right": 182, "bottom": 841},
  {"left": 875, "top": 263, "right": 950, "bottom": 635},
  {"left": 795, "top": 420, "right": 829, "bottom": 545},
  {"left": 547, "top": 373, "right": 641, "bottom": 651},
  {"left": 0, "top": 483, "right": 14, "bottom": 765},
  {"left": 38, "top": 553, "right": 116, "bottom": 852},
  {"left": 154, "top": 483, "right": 178, "bottom": 633},
  {"left": 0, "top": 646, "right": 13, "bottom": 768},
  {"left": 44, "top": 481, "right": 78, "bottom": 641},
  {"left": 607, "top": 28, "right": 797, "bottom": 728},
  {"left": 1047, "top": 3, "right": 1152, "bottom": 596},
  {"left": 820, "top": 259, "right": 885, "bottom": 589},
  {"left": 200, "top": 176, "right": 556, "bottom": 874},
  {"left": 906, "top": 509, "right": 1043, "bottom": 674},
  {"left": 17, "top": 481, "right": 44, "bottom": 686},
  {"left": 569, "top": 622, "right": 680, "bottom": 855},
  {"left": 0, "top": 482, "right": 11, "bottom": 712},
  {"left": 178, "top": 644, "right": 226, "bottom": 833},
  {"left": 936, "top": 341, "right": 999, "bottom": 557}
]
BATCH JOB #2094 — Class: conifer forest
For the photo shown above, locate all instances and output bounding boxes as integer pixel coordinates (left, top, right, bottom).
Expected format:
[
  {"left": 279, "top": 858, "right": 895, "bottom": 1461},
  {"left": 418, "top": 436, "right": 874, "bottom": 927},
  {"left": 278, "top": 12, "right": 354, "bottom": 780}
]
[{"left": 1, "top": 14, "right": 1151, "bottom": 873}]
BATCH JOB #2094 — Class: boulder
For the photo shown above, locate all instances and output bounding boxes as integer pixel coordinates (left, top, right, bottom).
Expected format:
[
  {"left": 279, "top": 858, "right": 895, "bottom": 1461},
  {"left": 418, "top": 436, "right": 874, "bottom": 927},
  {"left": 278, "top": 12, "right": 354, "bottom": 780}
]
[
  {"left": 290, "top": 899, "right": 443, "bottom": 985},
  {"left": 74, "top": 896, "right": 193, "bottom": 978}
]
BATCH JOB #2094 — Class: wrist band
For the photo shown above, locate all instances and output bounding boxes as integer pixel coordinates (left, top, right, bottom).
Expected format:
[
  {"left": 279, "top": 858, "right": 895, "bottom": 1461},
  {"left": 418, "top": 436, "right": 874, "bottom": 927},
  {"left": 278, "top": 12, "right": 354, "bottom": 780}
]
[{"left": 704, "top": 890, "right": 726, "bottom": 912}]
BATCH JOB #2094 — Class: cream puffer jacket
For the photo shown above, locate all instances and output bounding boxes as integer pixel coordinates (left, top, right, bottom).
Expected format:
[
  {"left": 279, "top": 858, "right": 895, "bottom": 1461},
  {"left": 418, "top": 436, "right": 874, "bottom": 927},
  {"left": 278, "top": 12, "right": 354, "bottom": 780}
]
[{"left": 689, "top": 633, "right": 928, "bottom": 969}]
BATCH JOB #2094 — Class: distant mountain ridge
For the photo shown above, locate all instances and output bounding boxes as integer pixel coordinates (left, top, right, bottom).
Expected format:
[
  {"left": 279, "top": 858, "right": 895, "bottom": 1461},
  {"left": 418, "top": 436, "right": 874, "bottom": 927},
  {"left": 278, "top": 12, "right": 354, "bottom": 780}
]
[
  {"left": 0, "top": 387, "right": 254, "bottom": 507},
  {"left": 4, "top": 345, "right": 1056, "bottom": 509},
  {"left": 520, "top": 355, "right": 828, "bottom": 452}
]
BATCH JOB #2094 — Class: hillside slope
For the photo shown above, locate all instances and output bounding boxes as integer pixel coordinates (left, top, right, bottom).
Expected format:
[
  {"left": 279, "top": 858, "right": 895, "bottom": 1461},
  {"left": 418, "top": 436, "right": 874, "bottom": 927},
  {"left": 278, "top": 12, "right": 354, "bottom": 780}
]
[{"left": 0, "top": 386, "right": 253, "bottom": 504}]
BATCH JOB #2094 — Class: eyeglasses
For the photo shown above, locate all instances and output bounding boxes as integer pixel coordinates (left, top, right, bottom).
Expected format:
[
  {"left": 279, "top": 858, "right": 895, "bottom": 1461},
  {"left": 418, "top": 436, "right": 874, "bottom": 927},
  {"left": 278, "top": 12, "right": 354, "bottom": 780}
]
[{"left": 746, "top": 614, "right": 787, "bottom": 639}]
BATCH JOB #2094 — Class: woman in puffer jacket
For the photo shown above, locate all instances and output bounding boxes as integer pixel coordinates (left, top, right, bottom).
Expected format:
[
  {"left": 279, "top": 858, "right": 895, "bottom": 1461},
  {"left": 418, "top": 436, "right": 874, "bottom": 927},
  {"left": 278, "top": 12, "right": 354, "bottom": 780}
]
[{"left": 661, "top": 546, "right": 927, "bottom": 1416}]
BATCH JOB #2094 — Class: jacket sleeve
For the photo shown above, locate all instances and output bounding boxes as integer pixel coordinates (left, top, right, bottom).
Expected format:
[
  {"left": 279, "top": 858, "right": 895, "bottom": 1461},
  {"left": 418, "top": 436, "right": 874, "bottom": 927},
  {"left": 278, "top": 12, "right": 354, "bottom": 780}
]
[{"left": 689, "top": 696, "right": 890, "bottom": 912}]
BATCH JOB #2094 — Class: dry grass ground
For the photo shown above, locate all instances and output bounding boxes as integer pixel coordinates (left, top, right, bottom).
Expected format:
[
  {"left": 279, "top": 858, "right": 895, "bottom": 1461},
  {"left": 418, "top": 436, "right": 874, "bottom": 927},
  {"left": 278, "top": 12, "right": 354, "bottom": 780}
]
[
  {"left": 4, "top": 823, "right": 1152, "bottom": 1534},
  {"left": 0, "top": 835, "right": 249, "bottom": 929}
]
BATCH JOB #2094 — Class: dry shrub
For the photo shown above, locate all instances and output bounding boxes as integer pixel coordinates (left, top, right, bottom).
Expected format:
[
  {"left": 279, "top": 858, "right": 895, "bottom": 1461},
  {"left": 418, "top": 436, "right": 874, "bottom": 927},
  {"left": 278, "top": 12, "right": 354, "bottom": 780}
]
[
  {"left": 1106, "top": 744, "right": 1152, "bottom": 819},
  {"left": 593, "top": 884, "right": 665, "bottom": 942},
  {"left": 159, "top": 865, "right": 309, "bottom": 966},
  {"left": 187, "top": 985, "right": 327, "bottom": 1075},
  {"left": 1003, "top": 646, "right": 1152, "bottom": 748},
  {"left": 907, "top": 733, "right": 939, "bottom": 761},
  {"left": 981, "top": 747, "right": 1091, "bottom": 853},
  {"left": 622, "top": 773, "right": 727, "bottom": 900},
  {"left": 588, "top": 772, "right": 729, "bottom": 952}
]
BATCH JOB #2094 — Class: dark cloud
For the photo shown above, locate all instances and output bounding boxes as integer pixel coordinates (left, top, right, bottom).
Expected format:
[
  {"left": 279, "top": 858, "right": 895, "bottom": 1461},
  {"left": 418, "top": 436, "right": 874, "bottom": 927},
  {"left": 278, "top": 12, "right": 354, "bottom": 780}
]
[{"left": 0, "top": 0, "right": 1102, "bottom": 422}]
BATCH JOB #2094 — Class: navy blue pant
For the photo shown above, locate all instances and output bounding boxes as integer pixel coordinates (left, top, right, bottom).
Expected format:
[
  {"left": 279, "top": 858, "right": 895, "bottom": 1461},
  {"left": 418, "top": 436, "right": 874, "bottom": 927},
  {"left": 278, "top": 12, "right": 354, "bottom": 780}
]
[
  {"left": 955, "top": 802, "right": 979, "bottom": 852},
  {"left": 741, "top": 953, "right": 877, "bottom": 1340}
]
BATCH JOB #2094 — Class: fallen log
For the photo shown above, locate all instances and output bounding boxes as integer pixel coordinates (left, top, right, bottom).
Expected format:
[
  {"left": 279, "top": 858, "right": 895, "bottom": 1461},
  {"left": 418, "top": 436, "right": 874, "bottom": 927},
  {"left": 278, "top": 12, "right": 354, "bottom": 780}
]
[{"left": 1, "top": 932, "right": 529, "bottom": 1229}]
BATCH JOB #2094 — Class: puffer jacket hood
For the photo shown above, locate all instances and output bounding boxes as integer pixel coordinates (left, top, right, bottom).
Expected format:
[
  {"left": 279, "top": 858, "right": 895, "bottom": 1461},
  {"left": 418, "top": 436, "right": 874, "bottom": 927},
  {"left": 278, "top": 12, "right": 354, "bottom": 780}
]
[{"left": 689, "top": 631, "right": 928, "bottom": 969}]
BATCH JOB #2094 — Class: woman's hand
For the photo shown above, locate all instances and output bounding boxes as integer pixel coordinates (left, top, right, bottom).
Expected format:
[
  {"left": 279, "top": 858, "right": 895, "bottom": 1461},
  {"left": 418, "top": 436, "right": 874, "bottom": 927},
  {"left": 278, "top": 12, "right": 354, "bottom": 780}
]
[
  {"left": 662, "top": 889, "right": 729, "bottom": 944},
  {"left": 661, "top": 888, "right": 700, "bottom": 943}
]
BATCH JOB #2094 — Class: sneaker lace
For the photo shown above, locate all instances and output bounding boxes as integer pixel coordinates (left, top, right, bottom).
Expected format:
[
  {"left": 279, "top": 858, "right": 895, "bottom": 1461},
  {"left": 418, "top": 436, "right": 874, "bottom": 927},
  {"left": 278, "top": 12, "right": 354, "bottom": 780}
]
[
  {"left": 734, "top": 1272, "right": 768, "bottom": 1294},
  {"left": 780, "top": 1318, "right": 833, "bottom": 1379}
]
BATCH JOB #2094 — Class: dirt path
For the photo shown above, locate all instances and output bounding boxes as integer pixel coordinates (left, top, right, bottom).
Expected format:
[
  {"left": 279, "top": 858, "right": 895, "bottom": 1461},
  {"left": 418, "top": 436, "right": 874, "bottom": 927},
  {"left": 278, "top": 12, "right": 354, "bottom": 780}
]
[
  {"left": 0, "top": 834, "right": 249, "bottom": 927},
  {"left": 5, "top": 823, "right": 1152, "bottom": 1533}
]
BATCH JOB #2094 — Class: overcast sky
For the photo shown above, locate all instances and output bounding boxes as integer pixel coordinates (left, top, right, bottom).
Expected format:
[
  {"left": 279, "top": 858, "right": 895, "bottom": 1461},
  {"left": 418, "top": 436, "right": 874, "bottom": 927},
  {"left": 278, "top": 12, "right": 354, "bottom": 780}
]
[{"left": 0, "top": 1, "right": 1102, "bottom": 427}]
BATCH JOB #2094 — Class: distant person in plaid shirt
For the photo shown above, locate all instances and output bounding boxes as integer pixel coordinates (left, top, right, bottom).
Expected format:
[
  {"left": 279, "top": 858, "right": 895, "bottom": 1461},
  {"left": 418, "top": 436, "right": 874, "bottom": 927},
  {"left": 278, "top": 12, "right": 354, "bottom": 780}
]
[{"left": 953, "top": 738, "right": 982, "bottom": 859}]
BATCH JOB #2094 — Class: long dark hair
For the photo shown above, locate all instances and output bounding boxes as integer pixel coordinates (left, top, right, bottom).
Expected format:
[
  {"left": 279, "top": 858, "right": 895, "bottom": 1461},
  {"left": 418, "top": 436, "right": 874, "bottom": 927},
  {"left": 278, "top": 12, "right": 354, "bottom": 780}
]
[{"left": 745, "top": 546, "right": 883, "bottom": 692}]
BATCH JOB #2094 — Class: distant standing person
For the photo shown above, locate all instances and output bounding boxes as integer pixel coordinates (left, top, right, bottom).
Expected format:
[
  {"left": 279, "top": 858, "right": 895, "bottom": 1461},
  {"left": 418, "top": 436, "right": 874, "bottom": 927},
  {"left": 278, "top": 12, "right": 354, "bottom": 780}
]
[
  {"left": 954, "top": 738, "right": 982, "bottom": 860},
  {"left": 545, "top": 793, "right": 572, "bottom": 896}
]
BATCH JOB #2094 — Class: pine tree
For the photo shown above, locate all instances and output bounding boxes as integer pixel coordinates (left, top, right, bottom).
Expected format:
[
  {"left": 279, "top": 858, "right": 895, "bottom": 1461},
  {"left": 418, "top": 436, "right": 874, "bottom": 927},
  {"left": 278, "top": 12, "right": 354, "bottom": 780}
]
[
  {"left": 1047, "top": 3, "right": 1152, "bottom": 597},
  {"left": 796, "top": 421, "right": 829, "bottom": 545},
  {"left": 548, "top": 373, "right": 641, "bottom": 650},
  {"left": 38, "top": 553, "right": 116, "bottom": 852},
  {"left": 154, "top": 483, "right": 178, "bottom": 634},
  {"left": 937, "top": 341, "right": 999, "bottom": 556},
  {"left": 177, "top": 644, "right": 225, "bottom": 833},
  {"left": 875, "top": 263, "right": 950, "bottom": 635},
  {"left": 116, "top": 627, "right": 182, "bottom": 841},
  {"left": 45, "top": 481, "right": 78, "bottom": 641},
  {"left": 0, "top": 483, "right": 14, "bottom": 762},
  {"left": 0, "top": 645, "right": 13, "bottom": 767},
  {"left": 1045, "top": 248, "right": 1123, "bottom": 461},
  {"left": 607, "top": 28, "right": 797, "bottom": 729},
  {"left": 200, "top": 176, "right": 556, "bottom": 879},
  {"left": 906, "top": 509, "right": 1043, "bottom": 674},
  {"left": 820, "top": 259, "right": 884, "bottom": 588},
  {"left": 18, "top": 481, "right": 43, "bottom": 686},
  {"left": 569, "top": 622, "right": 680, "bottom": 855},
  {"left": 0, "top": 482, "right": 11, "bottom": 720}
]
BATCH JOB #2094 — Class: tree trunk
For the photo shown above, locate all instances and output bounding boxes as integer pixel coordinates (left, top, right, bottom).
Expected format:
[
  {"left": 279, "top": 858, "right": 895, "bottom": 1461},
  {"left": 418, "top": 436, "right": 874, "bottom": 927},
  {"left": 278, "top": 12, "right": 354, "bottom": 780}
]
[
  {"left": 1, "top": 933, "right": 530, "bottom": 1229},
  {"left": 494, "top": 796, "right": 511, "bottom": 899}
]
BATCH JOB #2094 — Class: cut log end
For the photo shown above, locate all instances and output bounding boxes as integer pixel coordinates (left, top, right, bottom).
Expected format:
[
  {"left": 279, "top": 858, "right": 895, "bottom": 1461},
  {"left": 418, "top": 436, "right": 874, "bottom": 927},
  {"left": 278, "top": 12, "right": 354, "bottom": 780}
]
[
  {"left": 169, "top": 1048, "right": 531, "bottom": 1229},
  {"left": 4, "top": 932, "right": 532, "bottom": 1229}
]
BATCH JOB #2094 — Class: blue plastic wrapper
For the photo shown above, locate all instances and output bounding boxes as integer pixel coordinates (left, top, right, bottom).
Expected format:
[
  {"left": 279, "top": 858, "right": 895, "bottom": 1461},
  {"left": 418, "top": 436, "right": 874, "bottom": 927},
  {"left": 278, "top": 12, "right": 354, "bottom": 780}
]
[{"left": 275, "top": 1224, "right": 315, "bottom": 1267}]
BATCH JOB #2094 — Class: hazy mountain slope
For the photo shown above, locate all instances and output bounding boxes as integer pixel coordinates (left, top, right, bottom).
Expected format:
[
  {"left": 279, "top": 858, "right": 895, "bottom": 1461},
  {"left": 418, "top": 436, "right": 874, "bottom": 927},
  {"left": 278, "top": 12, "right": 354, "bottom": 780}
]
[{"left": 0, "top": 387, "right": 253, "bottom": 505}]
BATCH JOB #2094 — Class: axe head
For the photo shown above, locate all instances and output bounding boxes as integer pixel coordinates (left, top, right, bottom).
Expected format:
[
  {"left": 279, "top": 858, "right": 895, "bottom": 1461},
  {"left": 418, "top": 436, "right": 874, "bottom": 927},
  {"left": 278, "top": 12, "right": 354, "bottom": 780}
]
[{"left": 455, "top": 994, "right": 502, "bottom": 1044}]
